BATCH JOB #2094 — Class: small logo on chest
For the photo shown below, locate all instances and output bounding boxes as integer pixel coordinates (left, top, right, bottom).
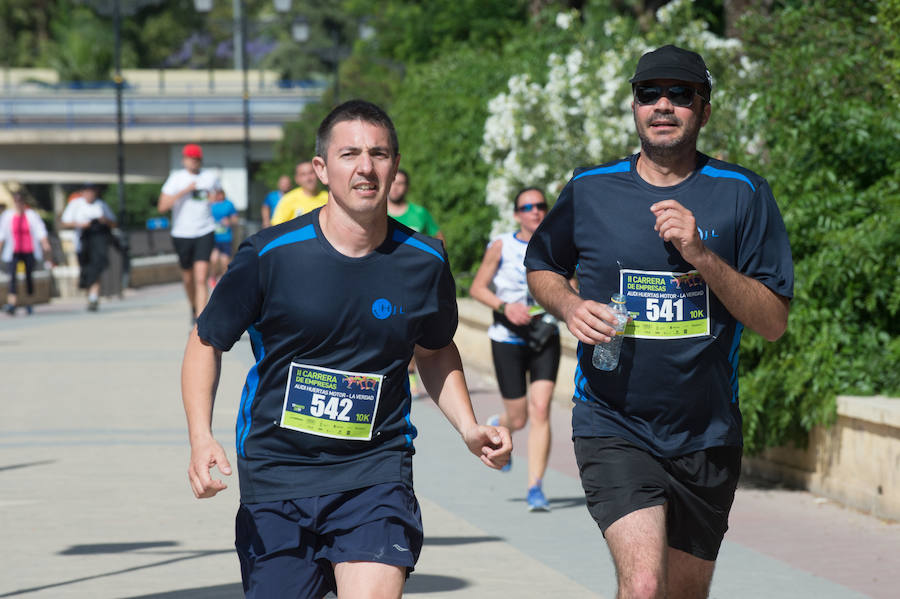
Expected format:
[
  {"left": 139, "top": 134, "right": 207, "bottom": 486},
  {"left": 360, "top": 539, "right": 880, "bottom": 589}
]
[
  {"left": 372, "top": 298, "right": 404, "bottom": 320},
  {"left": 696, "top": 226, "right": 719, "bottom": 241}
]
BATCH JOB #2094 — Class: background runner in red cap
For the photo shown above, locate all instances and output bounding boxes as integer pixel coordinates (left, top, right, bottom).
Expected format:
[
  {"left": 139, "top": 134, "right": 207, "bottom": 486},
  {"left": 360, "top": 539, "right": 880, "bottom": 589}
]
[{"left": 158, "top": 143, "right": 221, "bottom": 322}]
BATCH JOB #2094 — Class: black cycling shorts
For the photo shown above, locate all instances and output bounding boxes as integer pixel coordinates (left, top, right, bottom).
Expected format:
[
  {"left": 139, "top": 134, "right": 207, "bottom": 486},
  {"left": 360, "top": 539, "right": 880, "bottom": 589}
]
[
  {"left": 172, "top": 232, "right": 215, "bottom": 270},
  {"left": 575, "top": 435, "right": 741, "bottom": 561},
  {"left": 490, "top": 337, "right": 560, "bottom": 400}
]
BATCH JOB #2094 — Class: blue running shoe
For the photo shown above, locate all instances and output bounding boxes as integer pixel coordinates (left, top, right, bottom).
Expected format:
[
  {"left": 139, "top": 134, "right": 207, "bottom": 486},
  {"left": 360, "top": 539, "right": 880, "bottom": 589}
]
[
  {"left": 527, "top": 485, "right": 550, "bottom": 512},
  {"left": 486, "top": 414, "right": 511, "bottom": 472}
]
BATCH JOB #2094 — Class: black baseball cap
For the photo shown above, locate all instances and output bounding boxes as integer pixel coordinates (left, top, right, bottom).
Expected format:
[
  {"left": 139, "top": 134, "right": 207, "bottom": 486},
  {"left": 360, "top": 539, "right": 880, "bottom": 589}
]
[{"left": 630, "top": 45, "right": 712, "bottom": 91}]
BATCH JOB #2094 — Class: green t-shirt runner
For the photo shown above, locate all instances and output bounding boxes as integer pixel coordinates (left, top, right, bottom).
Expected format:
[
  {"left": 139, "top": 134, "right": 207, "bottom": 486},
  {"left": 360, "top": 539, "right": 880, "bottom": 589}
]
[{"left": 392, "top": 202, "right": 440, "bottom": 237}]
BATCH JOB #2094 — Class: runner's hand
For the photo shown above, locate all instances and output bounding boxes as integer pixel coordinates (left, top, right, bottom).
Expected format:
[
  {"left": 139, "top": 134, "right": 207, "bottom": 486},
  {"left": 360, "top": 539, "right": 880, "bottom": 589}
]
[
  {"left": 462, "top": 424, "right": 512, "bottom": 470},
  {"left": 187, "top": 436, "right": 232, "bottom": 499},
  {"left": 504, "top": 302, "right": 532, "bottom": 326},
  {"left": 562, "top": 299, "right": 619, "bottom": 345},
  {"left": 651, "top": 199, "right": 706, "bottom": 263}
]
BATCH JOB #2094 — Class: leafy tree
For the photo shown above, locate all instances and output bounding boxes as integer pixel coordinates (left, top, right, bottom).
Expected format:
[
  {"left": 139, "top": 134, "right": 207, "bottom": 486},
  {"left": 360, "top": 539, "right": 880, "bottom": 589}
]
[
  {"left": 389, "top": 9, "right": 577, "bottom": 287},
  {"left": 0, "top": 0, "right": 53, "bottom": 68},
  {"left": 43, "top": 1, "right": 116, "bottom": 82},
  {"left": 102, "top": 182, "right": 162, "bottom": 228},
  {"left": 878, "top": 0, "right": 900, "bottom": 103},
  {"left": 345, "top": 0, "right": 531, "bottom": 65},
  {"left": 729, "top": 0, "right": 900, "bottom": 452}
]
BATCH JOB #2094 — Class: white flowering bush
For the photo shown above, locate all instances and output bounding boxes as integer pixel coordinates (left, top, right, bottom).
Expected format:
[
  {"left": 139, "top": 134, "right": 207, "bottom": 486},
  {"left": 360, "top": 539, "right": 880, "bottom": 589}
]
[{"left": 481, "top": 0, "right": 755, "bottom": 235}]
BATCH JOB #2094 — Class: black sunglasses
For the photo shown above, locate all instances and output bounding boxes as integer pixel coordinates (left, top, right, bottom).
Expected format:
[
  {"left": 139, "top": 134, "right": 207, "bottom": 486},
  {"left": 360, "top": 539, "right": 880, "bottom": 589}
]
[
  {"left": 516, "top": 202, "right": 548, "bottom": 213},
  {"left": 633, "top": 84, "right": 705, "bottom": 107}
]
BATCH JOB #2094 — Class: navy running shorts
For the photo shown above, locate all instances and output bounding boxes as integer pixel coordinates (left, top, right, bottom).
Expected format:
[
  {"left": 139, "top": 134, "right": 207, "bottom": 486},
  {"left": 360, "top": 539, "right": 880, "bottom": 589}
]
[
  {"left": 235, "top": 482, "right": 423, "bottom": 599},
  {"left": 171, "top": 232, "right": 215, "bottom": 270},
  {"left": 490, "top": 337, "right": 560, "bottom": 399},
  {"left": 574, "top": 436, "right": 741, "bottom": 561},
  {"left": 214, "top": 240, "right": 233, "bottom": 257}
]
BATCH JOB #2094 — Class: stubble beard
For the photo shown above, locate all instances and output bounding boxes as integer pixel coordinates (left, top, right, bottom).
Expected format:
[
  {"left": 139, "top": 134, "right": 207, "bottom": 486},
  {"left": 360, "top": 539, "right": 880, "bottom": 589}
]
[{"left": 636, "top": 112, "right": 702, "bottom": 164}]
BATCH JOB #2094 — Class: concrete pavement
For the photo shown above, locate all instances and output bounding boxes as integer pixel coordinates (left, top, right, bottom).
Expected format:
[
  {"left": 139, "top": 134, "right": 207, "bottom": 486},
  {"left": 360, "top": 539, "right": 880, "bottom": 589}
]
[{"left": 1, "top": 283, "right": 897, "bottom": 598}]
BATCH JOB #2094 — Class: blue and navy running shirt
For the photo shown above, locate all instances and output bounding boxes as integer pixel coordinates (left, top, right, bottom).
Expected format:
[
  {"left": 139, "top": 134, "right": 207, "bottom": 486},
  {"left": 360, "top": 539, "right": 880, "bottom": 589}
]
[
  {"left": 197, "top": 208, "right": 457, "bottom": 503},
  {"left": 525, "top": 152, "right": 793, "bottom": 457}
]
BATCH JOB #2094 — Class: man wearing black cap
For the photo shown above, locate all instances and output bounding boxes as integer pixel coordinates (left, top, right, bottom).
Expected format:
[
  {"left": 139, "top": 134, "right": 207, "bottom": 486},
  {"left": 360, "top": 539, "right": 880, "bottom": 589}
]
[{"left": 525, "top": 45, "right": 794, "bottom": 597}]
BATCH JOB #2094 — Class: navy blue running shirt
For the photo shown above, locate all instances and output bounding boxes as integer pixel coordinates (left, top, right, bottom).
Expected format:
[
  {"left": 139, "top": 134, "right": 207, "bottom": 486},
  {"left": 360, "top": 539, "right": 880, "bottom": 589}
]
[
  {"left": 197, "top": 208, "right": 457, "bottom": 503},
  {"left": 524, "top": 153, "right": 793, "bottom": 457}
]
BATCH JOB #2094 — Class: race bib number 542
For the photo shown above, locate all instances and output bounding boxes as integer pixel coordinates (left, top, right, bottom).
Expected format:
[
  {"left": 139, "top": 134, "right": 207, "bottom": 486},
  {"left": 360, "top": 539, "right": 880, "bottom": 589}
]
[
  {"left": 620, "top": 269, "right": 710, "bottom": 339},
  {"left": 280, "top": 363, "right": 383, "bottom": 440}
]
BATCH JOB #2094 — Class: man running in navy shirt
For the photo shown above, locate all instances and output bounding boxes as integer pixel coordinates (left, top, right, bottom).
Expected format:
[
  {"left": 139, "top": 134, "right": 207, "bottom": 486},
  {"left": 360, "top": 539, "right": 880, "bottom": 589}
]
[
  {"left": 181, "top": 100, "right": 511, "bottom": 599},
  {"left": 526, "top": 45, "right": 793, "bottom": 598}
]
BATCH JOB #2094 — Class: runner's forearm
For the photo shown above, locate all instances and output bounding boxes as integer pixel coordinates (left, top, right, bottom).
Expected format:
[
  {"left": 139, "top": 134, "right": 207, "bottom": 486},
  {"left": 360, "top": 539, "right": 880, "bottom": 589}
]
[
  {"left": 415, "top": 342, "right": 478, "bottom": 434},
  {"left": 691, "top": 247, "right": 789, "bottom": 341},
  {"left": 527, "top": 269, "right": 582, "bottom": 323},
  {"left": 181, "top": 328, "right": 223, "bottom": 443}
]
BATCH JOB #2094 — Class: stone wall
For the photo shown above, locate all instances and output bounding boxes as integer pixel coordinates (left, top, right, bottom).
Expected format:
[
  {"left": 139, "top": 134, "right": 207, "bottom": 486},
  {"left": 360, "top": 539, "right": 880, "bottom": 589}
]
[{"left": 0, "top": 254, "right": 181, "bottom": 303}]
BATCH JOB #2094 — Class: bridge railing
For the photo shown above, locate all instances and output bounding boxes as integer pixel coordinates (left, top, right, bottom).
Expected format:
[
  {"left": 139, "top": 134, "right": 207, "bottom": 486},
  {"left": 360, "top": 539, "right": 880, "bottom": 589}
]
[
  {"left": 0, "top": 69, "right": 326, "bottom": 128},
  {"left": 0, "top": 91, "right": 323, "bottom": 128}
]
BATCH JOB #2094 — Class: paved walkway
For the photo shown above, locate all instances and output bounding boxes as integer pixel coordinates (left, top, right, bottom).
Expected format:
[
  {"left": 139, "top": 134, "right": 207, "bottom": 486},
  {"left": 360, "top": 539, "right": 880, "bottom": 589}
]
[{"left": 1, "top": 283, "right": 897, "bottom": 598}]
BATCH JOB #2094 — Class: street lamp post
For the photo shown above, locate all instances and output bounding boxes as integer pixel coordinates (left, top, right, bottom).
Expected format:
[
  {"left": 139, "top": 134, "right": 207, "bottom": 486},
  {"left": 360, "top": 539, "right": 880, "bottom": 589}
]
[
  {"left": 194, "top": 0, "right": 252, "bottom": 222},
  {"left": 112, "top": 1, "right": 130, "bottom": 290},
  {"left": 236, "top": 0, "right": 252, "bottom": 223}
]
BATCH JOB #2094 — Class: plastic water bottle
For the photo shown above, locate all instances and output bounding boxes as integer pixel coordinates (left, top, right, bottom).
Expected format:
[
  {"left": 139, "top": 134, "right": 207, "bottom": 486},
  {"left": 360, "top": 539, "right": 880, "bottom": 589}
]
[{"left": 591, "top": 293, "right": 628, "bottom": 371}]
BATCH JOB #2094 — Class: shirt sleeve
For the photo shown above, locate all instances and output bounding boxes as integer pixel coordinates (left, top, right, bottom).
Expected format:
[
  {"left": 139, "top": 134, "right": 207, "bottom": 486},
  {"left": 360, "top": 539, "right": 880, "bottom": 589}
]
[
  {"left": 60, "top": 201, "right": 77, "bottom": 224},
  {"left": 29, "top": 211, "right": 48, "bottom": 240},
  {"left": 196, "top": 239, "right": 263, "bottom": 351},
  {"left": 423, "top": 210, "right": 441, "bottom": 237},
  {"left": 524, "top": 178, "right": 578, "bottom": 278},
  {"left": 737, "top": 180, "right": 794, "bottom": 299},
  {"left": 416, "top": 252, "right": 459, "bottom": 350},
  {"left": 160, "top": 173, "right": 181, "bottom": 196}
]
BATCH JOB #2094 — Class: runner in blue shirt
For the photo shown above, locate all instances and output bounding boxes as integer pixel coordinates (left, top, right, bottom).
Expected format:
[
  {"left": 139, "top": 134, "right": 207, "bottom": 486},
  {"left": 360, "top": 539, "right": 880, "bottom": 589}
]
[
  {"left": 525, "top": 45, "right": 793, "bottom": 598},
  {"left": 261, "top": 174, "right": 291, "bottom": 228},
  {"left": 208, "top": 184, "right": 237, "bottom": 287},
  {"left": 181, "top": 100, "right": 511, "bottom": 599}
]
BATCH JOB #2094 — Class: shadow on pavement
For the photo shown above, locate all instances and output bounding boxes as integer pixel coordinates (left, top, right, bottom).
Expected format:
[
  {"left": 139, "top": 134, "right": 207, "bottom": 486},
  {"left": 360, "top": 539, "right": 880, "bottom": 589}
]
[
  {"left": 0, "top": 549, "right": 233, "bottom": 598},
  {"left": 60, "top": 541, "right": 179, "bottom": 555},
  {"left": 118, "top": 574, "right": 470, "bottom": 597},
  {"left": 405, "top": 573, "right": 470, "bottom": 593},
  {"left": 125, "top": 583, "right": 243, "bottom": 598},
  {"left": 0, "top": 459, "right": 56, "bottom": 472},
  {"left": 506, "top": 495, "right": 586, "bottom": 511},
  {"left": 423, "top": 535, "right": 503, "bottom": 546},
  {"left": 739, "top": 473, "right": 804, "bottom": 492}
]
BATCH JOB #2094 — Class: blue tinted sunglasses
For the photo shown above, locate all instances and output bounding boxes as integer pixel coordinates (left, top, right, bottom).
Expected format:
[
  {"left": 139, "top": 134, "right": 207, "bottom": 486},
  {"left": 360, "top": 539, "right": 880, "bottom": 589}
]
[{"left": 516, "top": 202, "right": 548, "bottom": 213}]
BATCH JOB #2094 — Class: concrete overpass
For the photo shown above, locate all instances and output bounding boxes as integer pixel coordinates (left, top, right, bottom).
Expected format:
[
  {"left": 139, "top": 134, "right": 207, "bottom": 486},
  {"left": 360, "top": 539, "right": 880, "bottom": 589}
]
[{"left": 0, "top": 68, "right": 324, "bottom": 217}]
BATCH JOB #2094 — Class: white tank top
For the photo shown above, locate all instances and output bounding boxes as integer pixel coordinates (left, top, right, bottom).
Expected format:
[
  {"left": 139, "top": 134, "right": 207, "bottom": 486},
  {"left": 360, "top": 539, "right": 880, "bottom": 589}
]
[{"left": 487, "top": 231, "right": 530, "bottom": 344}]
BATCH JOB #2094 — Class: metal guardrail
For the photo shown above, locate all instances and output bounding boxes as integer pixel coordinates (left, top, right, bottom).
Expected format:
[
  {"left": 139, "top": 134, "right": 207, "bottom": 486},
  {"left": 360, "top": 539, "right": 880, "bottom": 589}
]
[
  {"left": 0, "top": 93, "right": 324, "bottom": 128},
  {"left": 5, "top": 73, "right": 325, "bottom": 96}
]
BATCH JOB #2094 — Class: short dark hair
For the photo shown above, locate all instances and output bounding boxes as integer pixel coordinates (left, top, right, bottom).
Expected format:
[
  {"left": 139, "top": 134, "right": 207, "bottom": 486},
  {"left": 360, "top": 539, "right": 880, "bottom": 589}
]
[
  {"left": 396, "top": 169, "right": 410, "bottom": 185},
  {"left": 315, "top": 100, "right": 399, "bottom": 160},
  {"left": 513, "top": 186, "right": 545, "bottom": 209}
]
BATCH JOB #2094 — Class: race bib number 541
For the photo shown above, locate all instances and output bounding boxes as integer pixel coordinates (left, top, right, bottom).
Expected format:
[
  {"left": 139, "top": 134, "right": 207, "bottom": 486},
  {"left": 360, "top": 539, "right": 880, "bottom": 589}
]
[
  {"left": 620, "top": 269, "right": 710, "bottom": 339},
  {"left": 280, "top": 363, "right": 383, "bottom": 440}
]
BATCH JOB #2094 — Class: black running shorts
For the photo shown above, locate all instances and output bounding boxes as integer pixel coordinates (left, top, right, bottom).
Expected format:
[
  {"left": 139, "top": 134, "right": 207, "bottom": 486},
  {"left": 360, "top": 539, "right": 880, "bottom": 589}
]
[
  {"left": 172, "top": 232, "right": 215, "bottom": 270},
  {"left": 575, "top": 435, "right": 741, "bottom": 561},
  {"left": 490, "top": 337, "right": 560, "bottom": 399}
]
